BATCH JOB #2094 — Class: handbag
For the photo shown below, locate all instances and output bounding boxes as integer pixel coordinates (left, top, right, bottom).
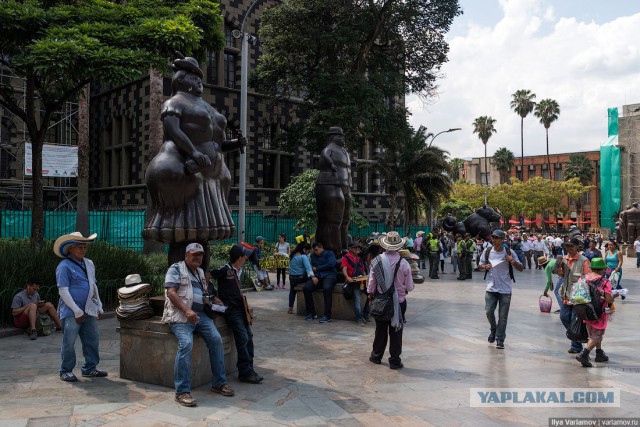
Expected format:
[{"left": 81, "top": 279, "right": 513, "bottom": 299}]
[
  {"left": 342, "top": 283, "right": 354, "bottom": 300},
  {"left": 369, "top": 260, "right": 402, "bottom": 321}
]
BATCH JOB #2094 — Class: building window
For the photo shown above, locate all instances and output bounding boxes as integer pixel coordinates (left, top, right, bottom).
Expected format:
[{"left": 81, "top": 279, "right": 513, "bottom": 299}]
[
  {"left": 263, "top": 153, "right": 276, "bottom": 188},
  {"left": 582, "top": 191, "right": 591, "bottom": 205},
  {"left": 541, "top": 169, "right": 550, "bottom": 180},
  {"left": 207, "top": 51, "right": 218, "bottom": 85},
  {"left": 481, "top": 172, "right": 490, "bottom": 185},
  {"left": 279, "top": 156, "right": 294, "bottom": 188},
  {"left": 224, "top": 53, "right": 236, "bottom": 88},
  {"left": 555, "top": 168, "right": 562, "bottom": 181},
  {"left": 515, "top": 170, "right": 523, "bottom": 181},
  {"left": 101, "top": 115, "right": 134, "bottom": 187},
  {"left": 225, "top": 25, "right": 236, "bottom": 49}
]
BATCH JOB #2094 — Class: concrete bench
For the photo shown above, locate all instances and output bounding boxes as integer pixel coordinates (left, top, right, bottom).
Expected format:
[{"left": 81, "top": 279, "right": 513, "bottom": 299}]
[
  {"left": 118, "top": 298, "right": 238, "bottom": 389},
  {"left": 295, "top": 283, "right": 367, "bottom": 320}
]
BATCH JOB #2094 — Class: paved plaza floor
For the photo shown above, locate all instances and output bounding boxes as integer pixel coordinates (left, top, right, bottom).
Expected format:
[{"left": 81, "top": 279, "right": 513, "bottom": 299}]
[{"left": 1, "top": 259, "right": 639, "bottom": 426}]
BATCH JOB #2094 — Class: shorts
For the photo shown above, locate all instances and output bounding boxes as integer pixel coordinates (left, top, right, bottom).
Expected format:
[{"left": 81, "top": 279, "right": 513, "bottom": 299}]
[
  {"left": 254, "top": 266, "right": 268, "bottom": 281},
  {"left": 585, "top": 324, "right": 605, "bottom": 344},
  {"left": 13, "top": 312, "right": 30, "bottom": 329}
]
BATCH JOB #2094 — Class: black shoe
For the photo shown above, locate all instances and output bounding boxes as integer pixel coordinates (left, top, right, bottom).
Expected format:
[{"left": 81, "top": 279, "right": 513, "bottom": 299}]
[
  {"left": 488, "top": 330, "right": 496, "bottom": 343},
  {"left": 457, "top": 277, "right": 465, "bottom": 280},
  {"left": 368, "top": 356, "right": 381, "bottom": 365},
  {"left": 496, "top": 340, "right": 504, "bottom": 349},
  {"left": 568, "top": 348, "right": 581, "bottom": 354},
  {"left": 251, "top": 370, "right": 264, "bottom": 381},
  {"left": 239, "top": 373, "right": 262, "bottom": 384},
  {"left": 576, "top": 350, "right": 593, "bottom": 367},
  {"left": 595, "top": 349, "right": 609, "bottom": 362},
  {"left": 389, "top": 363, "right": 404, "bottom": 370}
]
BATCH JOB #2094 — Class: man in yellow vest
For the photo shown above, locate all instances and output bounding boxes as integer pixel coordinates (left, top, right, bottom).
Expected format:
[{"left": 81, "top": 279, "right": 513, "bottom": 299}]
[{"left": 427, "top": 233, "right": 441, "bottom": 279}]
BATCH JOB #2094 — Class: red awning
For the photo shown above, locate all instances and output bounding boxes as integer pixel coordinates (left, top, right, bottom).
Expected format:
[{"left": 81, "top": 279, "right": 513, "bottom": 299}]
[
  {"left": 508, "top": 219, "right": 520, "bottom": 224},
  {"left": 523, "top": 219, "right": 532, "bottom": 223},
  {"left": 564, "top": 219, "right": 576, "bottom": 224},
  {"left": 530, "top": 219, "right": 541, "bottom": 223},
  {"left": 581, "top": 221, "right": 593, "bottom": 224}
]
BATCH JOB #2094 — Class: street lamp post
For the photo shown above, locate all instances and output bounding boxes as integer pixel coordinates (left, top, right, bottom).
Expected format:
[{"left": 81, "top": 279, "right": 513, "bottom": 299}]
[
  {"left": 233, "top": 0, "right": 262, "bottom": 243},
  {"left": 426, "top": 127, "right": 461, "bottom": 227}
]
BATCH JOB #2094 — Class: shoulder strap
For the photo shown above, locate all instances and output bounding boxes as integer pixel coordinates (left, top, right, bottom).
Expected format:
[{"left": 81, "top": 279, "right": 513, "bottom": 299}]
[{"left": 384, "top": 258, "right": 403, "bottom": 295}]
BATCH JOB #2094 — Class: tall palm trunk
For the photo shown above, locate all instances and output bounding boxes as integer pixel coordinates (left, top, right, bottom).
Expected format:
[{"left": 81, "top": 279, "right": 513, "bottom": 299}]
[
  {"left": 520, "top": 117, "right": 524, "bottom": 177},
  {"left": 546, "top": 128, "right": 552, "bottom": 181}
]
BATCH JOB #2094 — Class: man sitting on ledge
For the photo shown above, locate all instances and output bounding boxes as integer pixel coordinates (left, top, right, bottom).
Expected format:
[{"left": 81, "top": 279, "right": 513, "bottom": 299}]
[
  {"left": 11, "top": 276, "right": 61, "bottom": 339},
  {"left": 163, "top": 242, "right": 234, "bottom": 408},
  {"left": 305, "top": 242, "right": 337, "bottom": 323}
]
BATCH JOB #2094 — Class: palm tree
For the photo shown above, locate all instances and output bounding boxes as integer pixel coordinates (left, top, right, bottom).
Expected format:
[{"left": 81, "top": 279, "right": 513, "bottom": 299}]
[
  {"left": 534, "top": 98, "right": 560, "bottom": 180},
  {"left": 449, "top": 157, "right": 465, "bottom": 181},
  {"left": 510, "top": 89, "right": 536, "bottom": 176},
  {"left": 371, "top": 125, "right": 452, "bottom": 229},
  {"left": 492, "top": 147, "right": 515, "bottom": 184},
  {"left": 565, "top": 153, "right": 594, "bottom": 228},
  {"left": 472, "top": 116, "right": 497, "bottom": 186}
]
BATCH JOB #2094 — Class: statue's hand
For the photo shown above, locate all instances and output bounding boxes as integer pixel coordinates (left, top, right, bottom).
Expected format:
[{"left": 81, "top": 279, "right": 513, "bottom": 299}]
[
  {"left": 191, "top": 151, "right": 211, "bottom": 168},
  {"left": 237, "top": 135, "right": 248, "bottom": 150}
]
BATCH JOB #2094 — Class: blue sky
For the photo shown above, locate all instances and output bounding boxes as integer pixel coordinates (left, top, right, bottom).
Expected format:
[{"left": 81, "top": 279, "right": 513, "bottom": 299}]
[{"left": 407, "top": 0, "right": 640, "bottom": 159}]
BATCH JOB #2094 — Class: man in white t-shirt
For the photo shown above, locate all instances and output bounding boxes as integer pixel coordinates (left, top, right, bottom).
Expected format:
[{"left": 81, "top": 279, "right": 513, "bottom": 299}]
[
  {"left": 553, "top": 235, "right": 564, "bottom": 256},
  {"left": 634, "top": 236, "right": 640, "bottom": 268},
  {"left": 532, "top": 234, "right": 548, "bottom": 269},
  {"left": 479, "top": 229, "right": 523, "bottom": 350}
]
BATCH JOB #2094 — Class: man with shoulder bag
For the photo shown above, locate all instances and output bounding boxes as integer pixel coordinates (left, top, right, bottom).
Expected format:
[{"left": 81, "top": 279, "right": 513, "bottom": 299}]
[
  {"left": 367, "top": 231, "right": 414, "bottom": 369},
  {"left": 162, "top": 243, "right": 234, "bottom": 407}
]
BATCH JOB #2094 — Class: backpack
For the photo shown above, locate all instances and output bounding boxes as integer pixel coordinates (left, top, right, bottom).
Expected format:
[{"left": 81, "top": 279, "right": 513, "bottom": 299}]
[
  {"left": 575, "top": 277, "right": 606, "bottom": 321},
  {"left": 36, "top": 312, "right": 53, "bottom": 336},
  {"left": 483, "top": 245, "right": 515, "bottom": 283}
]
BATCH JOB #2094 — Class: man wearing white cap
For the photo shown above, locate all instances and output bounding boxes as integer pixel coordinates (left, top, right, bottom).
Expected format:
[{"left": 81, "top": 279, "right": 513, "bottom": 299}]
[
  {"left": 163, "top": 242, "right": 234, "bottom": 407},
  {"left": 53, "top": 232, "right": 106, "bottom": 382}
]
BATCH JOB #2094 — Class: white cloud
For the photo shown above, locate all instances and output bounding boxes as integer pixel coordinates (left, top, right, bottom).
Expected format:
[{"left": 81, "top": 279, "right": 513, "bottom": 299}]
[{"left": 408, "top": 0, "right": 640, "bottom": 160}]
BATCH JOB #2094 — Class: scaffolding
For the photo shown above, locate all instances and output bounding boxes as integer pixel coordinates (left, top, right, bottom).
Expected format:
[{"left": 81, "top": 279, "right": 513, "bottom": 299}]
[
  {"left": 0, "top": 64, "right": 79, "bottom": 210},
  {"left": 620, "top": 104, "right": 640, "bottom": 205}
]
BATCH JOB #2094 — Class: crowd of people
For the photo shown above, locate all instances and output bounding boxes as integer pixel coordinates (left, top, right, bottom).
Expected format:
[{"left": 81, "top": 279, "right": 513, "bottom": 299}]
[{"left": 8, "top": 225, "right": 632, "bottom": 407}]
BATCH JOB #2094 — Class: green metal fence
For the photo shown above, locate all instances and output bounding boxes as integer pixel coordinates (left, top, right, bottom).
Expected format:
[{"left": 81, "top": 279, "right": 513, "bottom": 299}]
[{"left": 1, "top": 209, "right": 430, "bottom": 251}]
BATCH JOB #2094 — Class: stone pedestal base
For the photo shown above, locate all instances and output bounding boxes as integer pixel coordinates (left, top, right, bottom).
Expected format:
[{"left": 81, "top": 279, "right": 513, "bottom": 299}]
[
  {"left": 295, "top": 283, "right": 366, "bottom": 320},
  {"left": 118, "top": 316, "right": 237, "bottom": 389}
]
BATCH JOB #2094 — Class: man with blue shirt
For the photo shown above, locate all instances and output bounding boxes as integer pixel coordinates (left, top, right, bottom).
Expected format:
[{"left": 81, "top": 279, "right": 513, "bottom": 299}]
[
  {"left": 163, "top": 242, "right": 234, "bottom": 407},
  {"left": 479, "top": 229, "right": 523, "bottom": 349},
  {"left": 305, "top": 242, "right": 337, "bottom": 323},
  {"left": 53, "top": 232, "right": 106, "bottom": 382}
]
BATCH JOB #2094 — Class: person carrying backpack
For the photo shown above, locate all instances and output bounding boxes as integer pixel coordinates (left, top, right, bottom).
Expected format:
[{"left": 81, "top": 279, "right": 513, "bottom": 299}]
[
  {"left": 479, "top": 229, "right": 523, "bottom": 349},
  {"left": 575, "top": 257, "right": 618, "bottom": 367}
]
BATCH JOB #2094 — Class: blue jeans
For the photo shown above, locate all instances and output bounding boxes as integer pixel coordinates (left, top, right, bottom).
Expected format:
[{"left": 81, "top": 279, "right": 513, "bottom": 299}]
[
  {"left": 485, "top": 292, "right": 511, "bottom": 341},
  {"left": 60, "top": 315, "right": 100, "bottom": 375},
  {"left": 225, "top": 309, "right": 255, "bottom": 378},
  {"left": 289, "top": 275, "right": 307, "bottom": 308},
  {"left": 303, "top": 275, "right": 336, "bottom": 317},
  {"left": 353, "top": 287, "right": 370, "bottom": 320},
  {"left": 559, "top": 300, "right": 583, "bottom": 351},
  {"left": 554, "top": 278, "right": 563, "bottom": 308},
  {"left": 170, "top": 313, "right": 227, "bottom": 394},
  {"left": 637, "top": 252, "right": 640, "bottom": 267}
]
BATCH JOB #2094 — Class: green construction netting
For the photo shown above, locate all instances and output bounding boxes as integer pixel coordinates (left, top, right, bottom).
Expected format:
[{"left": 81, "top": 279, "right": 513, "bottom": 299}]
[
  {"left": 600, "top": 107, "right": 620, "bottom": 232},
  {"left": 1, "top": 210, "right": 430, "bottom": 251}
]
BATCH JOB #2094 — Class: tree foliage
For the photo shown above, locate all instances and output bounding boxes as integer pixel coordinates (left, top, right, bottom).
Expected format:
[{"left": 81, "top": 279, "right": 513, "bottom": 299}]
[
  {"left": 278, "top": 169, "right": 368, "bottom": 230},
  {"left": 437, "top": 198, "right": 473, "bottom": 222},
  {"left": 492, "top": 147, "right": 515, "bottom": 184},
  {"left": 448, "top": 157, "right": 465, "bottom": 181},
  {"left": 0, "top": 0, "right": 225, "bottom": 242},
  {"left": 510, "top": 89, "right": 536, "bottom": 172},
  {"left": 564, "top": 154, "right": 593, "bottom": 185},
  {"left": 534, "top": 98, "right": 560, "bottom": 179},
  {"left": 365, "top": 126, "right": 451, "bottom": 228},
  {"left": 449, "top": 177, "right": 591, "bottom": 227},
  {"left": 254, "top": 0, "right": 462, "bottom": 149}
]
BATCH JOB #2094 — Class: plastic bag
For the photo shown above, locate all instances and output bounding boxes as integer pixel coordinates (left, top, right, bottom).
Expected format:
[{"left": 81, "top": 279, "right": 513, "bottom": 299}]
[
  {"left": 609, "top": 271, "right": 620, "bottom": 288},
  {"left": 570, "top": 276, "right": 591, "bottom": 304},
  {"left": 566, "top": 313, "right": 588, "bottom": 343}
]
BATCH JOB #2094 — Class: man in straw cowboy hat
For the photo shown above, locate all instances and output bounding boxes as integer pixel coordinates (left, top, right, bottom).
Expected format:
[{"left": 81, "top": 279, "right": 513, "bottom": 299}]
[
  {"left": 367, "top": 231, "right": 414, "bottom": 369},
  {"left": 53, "top": 232, "right": 106, "bottom": 382}
]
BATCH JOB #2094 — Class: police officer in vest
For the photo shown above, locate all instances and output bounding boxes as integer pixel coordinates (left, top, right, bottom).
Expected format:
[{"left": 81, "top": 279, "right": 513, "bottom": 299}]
[{"left": 426, "top": 233, "right": 441, "bottom": 279}]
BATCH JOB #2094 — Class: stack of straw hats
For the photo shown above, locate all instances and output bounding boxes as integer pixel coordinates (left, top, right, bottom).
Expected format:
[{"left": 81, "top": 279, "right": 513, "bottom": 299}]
[
  {"left": 116, "top": 274, "right": 155, "bottom": 320},
  {"left": 398, "top": 249, "right": 425, "bottom": 284}
]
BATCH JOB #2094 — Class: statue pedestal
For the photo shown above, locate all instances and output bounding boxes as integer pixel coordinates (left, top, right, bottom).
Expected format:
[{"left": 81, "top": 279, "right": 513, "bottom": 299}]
[
  {"left": 295, "top": 283, "right": 366, "bottom": 320},
  {"left": 118, "top": 301, "right": 237, "bottom": 388},
  {"left": 623, "top": 244, "right": 635, "bottom": 258}
]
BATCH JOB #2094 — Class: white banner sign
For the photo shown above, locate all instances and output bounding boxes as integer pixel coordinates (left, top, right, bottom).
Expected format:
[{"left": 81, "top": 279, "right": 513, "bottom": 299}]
[{"left": 25, "top": 143, "right": 78, "bottom": 177}]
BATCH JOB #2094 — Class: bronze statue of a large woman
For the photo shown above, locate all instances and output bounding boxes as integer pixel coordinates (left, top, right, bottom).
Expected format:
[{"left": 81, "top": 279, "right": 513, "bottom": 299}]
[{"left": 143, "top": 54, "right": 246, "bottom": 259}]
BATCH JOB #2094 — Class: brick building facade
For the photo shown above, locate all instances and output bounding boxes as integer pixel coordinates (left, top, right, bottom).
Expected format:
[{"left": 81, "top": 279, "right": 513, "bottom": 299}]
[{"left": 463, "top": 150, "right": 601, "bottom": 227}]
